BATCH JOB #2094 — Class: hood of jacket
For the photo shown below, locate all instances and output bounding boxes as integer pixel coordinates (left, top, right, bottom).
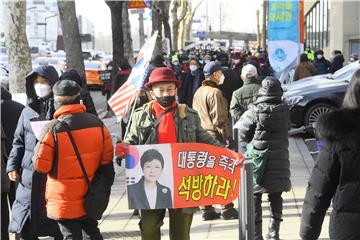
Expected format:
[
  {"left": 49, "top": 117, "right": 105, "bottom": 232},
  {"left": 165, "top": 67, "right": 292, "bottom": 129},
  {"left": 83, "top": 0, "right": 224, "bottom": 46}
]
[
  {"left": 26, "top": 65, "right": 59, "bottom": 100},
  {"left": 317, "top": 108, "right": 360, "bottom": 149},
  {"left": 1, "top": 86, "right": 12, "bottom": 100}
]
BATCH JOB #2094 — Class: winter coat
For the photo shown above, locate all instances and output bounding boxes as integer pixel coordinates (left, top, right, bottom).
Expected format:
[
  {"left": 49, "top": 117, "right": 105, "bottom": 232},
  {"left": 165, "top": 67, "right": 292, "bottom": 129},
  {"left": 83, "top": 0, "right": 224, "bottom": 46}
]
[
  {"left": 313, "top": 57, "right": 331, "bottom": 75},
  {"left": 6, "top": 65, "right": 61, "bottom": 236},
  {"left": 33, "top": 104, "right": 114, "bottom": 220},
  {"left": 192, "top": 80, "right": 231, "bottom": 143},
  {"left": 330, "top": 54, "right": 345, "bottom": 73},
  {"left": 124, "top": 101, "right": 222, "bottom": 213},
  {"left": 237, "top": 96, "right": 291, "bottom": 193},
  {"left": 230, "top": 77, "right": 261, "bottom": 122},
  {"left": 1, "top": 87, "right": 25, "bottom": 156},
  {"left": 300, "top": 109, "right": 360, "bottom": 240},
  {"left": 178, "top": 70, "right": 205, "bottom": 108},
  {"left": 1, "top": 127, "right": 9, "bottom": 193},
  {"left": 218, "top": 67, "right": 243, "bottom": 105},
  {"left": 294, "top": 61, "right": 317, "bottom": 81}
]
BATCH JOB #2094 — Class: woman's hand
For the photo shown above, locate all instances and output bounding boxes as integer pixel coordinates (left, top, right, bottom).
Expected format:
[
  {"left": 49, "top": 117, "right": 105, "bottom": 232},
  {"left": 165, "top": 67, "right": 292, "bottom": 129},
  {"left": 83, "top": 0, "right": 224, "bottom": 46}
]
[{"left": 8, "top": 170, "right": 19, "bottom": 181}]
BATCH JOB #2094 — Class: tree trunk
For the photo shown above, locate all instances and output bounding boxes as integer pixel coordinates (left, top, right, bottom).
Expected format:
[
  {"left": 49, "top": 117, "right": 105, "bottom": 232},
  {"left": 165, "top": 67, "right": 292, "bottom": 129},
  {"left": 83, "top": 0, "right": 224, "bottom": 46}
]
[
  {"left": 122, "top": 2, "right": 134, "bottom": 65},
  {"left": 160, "top": 1, "right": 172, "bottom": 51},
  {"left": 105, "top": 1, "right": 125, "bottom": 94},
  {"left": 57, "top": 1, "right": 85, "bottom": 84},
  {"left": 170, "top": 0, "right": 187, "bottom": 51},
  {"left": 4, "top": 0, "right": 32, "bottom": 93},
  {"left": 151, "top": 0, "right": 163, "bottom": 57},
  {"left": 184, "top": 0, "right": 203, "bottom": 44},
  {"left": 262, "top": 0, "right": 268, "bottom": 51},
  {"left": 256, "top": 9, "right": 261, "bottom": 48}
]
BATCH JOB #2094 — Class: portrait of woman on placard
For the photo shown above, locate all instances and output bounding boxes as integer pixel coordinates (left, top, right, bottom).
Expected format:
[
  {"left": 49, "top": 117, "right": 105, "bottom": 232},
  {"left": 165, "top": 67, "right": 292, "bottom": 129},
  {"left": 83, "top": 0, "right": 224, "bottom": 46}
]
[{"left": 127, "top": 149, "right": 173, "bottom": 209}]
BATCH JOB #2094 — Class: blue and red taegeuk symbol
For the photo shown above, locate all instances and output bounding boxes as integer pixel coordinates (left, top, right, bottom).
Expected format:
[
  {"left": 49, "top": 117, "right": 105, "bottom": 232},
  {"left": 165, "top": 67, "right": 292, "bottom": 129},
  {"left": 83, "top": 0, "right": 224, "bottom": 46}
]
[{"left": 125, "top": 147, "right": 140, "bottom": 169}]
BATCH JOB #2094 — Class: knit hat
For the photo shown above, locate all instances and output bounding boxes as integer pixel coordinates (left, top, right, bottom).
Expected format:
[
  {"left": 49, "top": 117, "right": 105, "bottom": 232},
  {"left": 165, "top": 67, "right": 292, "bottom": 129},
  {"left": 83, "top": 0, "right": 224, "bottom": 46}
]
[
  {"left": 241, "top": 64, "right": 258, "bottom": 79},
  {"left": 203, "top": 61, "right": 222, "bottom": 77},
  {"left": 145, "top": 67, "right": 180, "bottom": 89},
  {"left": 60, "top": 69, "right": 83, "bottom": 87},
  {"left": 53, "top": 80, "right": 81, "bottom": 97},
  {"left": 258, "top": 77, "right": 283, "bottom": 97}
]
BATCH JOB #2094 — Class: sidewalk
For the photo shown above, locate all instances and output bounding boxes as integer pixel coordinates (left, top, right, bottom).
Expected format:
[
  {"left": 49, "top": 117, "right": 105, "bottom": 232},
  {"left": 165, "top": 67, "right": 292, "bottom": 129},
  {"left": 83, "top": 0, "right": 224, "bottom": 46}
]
[{"left": 98, "top": 122, "right": 331, "bottom": 240}]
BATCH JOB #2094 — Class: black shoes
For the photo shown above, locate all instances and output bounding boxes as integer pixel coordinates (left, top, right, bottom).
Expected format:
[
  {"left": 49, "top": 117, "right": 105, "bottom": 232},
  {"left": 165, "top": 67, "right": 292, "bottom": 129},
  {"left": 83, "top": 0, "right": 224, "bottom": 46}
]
[
  {"left": 221, "top": 207, "right": 239, "bottom": 220},
  {"left": 202, "top": 210, "right": 221, "bottom": 221}
]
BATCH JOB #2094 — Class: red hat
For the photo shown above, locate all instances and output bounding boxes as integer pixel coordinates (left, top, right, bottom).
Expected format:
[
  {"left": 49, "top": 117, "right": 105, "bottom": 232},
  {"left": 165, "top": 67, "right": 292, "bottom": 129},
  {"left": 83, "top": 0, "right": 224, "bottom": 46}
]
[
  {"left": 232, "top": 51, "right": 241, "bottom": 59},
  {"left": 145, "top": 67, "right": 181, "bottom": 89}
]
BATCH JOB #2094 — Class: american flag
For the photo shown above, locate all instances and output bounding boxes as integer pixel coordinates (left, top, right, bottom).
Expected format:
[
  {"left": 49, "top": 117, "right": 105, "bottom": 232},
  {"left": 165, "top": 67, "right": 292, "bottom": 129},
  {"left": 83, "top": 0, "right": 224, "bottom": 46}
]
[{"left": 108, "top": 32, "right": 157, "bottom": 120}]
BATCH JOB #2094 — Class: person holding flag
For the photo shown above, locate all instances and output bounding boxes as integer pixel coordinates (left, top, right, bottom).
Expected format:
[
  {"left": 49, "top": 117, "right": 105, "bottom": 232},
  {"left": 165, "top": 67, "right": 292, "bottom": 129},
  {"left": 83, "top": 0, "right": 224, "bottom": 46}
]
[{"left": 117, "top": 67, "right": 222, "bottom": 240}]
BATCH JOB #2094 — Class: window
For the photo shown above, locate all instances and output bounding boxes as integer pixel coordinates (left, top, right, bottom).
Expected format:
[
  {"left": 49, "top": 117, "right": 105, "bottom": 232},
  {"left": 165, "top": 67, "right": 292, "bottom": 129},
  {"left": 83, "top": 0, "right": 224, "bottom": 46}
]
[{"left": 305, "top": 0, "right": 330, "bottom": 50}]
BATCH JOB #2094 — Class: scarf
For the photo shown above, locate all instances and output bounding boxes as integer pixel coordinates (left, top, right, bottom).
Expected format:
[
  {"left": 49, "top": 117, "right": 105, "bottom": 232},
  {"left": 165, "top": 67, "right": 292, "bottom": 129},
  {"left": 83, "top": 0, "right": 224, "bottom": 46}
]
[{"left": 152, "top": 100, "right": 177, "bottom": 144}]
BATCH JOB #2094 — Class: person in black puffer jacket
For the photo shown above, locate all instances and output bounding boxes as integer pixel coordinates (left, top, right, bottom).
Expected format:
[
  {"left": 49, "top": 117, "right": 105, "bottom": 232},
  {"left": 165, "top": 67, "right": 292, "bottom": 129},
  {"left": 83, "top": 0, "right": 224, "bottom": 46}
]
[
  {"left": 300, "top": 68, "right": 360, "bottom": 240},
  {"left": 60, "top": 69, "right": 98, "bottom": 116},
  {"left": 6, "top": 66, "right": 62, "bottom": 239},
  {"left": 237, "top": 77, "right": 290, "bottom": 240}
]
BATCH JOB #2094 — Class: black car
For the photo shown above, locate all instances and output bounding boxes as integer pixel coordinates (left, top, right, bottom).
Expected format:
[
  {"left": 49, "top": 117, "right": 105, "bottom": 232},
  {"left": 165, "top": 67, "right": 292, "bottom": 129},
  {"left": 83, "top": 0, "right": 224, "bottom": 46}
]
[{"left": 283, "top": 60, "right": 360, "bottom": 127}]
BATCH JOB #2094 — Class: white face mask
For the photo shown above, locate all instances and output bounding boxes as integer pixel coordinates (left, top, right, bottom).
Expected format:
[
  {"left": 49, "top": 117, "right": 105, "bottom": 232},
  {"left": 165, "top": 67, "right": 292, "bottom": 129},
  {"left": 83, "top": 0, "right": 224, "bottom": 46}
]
[
  {"left": 189, "top": 65, "right": 198, "bottom": 71},
  {"left": 218, "top": 74, "right": 225, "bottom": 85},
  {"left": 34, "top": 83, "right": 51, "bottom": 98},
  {"left": 317, "top": 55, "right": 323, "bottom": 59},
  {"left": 233, "top": 59, "right": 240, "bottom": 64},
  {"left": 173, "top": 61, "right": 179, "bottom": 66}
]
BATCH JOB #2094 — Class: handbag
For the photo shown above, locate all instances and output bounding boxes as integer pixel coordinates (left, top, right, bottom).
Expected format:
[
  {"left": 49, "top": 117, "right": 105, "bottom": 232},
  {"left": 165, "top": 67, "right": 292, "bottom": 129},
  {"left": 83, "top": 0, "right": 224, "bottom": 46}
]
[
  {"left": 245, "top": 143, "right": 269, "bottom": 185},
  {"left": 59, "top": 120, "right": 115, "bottom": 220}
]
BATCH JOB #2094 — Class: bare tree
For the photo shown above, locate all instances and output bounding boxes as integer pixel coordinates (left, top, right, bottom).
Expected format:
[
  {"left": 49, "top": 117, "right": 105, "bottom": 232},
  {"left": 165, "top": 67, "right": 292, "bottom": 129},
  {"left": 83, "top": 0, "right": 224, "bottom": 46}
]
[
  {"left": 122, "top": 1, "right": 134, "bottom": 65},
  {"left": 105, "top": 0, "right": 125, "bottom": 94},
  {"left": 170, "top": 0, "right": 188, "bottom": 51},
  {"left": 58, "top": 1, "right": 85, "bottom": 84},
  {"left": 151, "top": 0, "right": 163, "bottom": 57},
  {"left": 4, "top": 0, "right": 32, "bottom": 93},
  {"left": 183, "top": 0, "right": 204, "bottom": 47},
  {"left": 159, "top": 1, "right": 172, "bottom": 51}
]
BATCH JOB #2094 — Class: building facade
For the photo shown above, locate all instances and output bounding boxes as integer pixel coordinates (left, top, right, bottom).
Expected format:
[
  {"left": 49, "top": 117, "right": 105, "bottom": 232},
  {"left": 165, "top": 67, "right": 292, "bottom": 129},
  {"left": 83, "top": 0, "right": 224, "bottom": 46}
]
[{"left": 304, "top": 0, "right": 360, "bottom": 61}]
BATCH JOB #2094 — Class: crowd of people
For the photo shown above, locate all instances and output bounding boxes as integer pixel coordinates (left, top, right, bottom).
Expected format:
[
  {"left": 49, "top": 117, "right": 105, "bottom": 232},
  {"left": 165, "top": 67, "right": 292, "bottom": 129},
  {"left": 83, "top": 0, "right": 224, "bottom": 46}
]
[
  {"left": 1, "top": 45, "right": 360, "bottom": 240},
  {"left": 294, "top": 48, "right": 358, "bottom": 81}
]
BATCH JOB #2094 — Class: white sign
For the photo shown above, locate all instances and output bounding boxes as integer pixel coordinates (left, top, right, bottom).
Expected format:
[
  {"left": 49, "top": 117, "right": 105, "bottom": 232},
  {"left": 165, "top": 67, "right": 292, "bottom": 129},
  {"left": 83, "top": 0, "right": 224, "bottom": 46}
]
[{"left": 130, "top": 9, "right": 145, "bottom": 14}]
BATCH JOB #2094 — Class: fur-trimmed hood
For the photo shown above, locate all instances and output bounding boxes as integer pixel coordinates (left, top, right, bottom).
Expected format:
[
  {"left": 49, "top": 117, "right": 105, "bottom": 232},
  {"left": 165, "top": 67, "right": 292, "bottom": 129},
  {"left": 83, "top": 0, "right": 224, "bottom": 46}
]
[{"left": 317, "top": 108, "right": 360, "bottom": 148}]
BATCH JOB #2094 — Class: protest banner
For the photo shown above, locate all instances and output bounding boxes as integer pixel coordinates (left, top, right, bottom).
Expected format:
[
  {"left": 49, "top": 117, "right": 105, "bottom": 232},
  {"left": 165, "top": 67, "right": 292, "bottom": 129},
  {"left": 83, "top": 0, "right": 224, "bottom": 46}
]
[
  {"left": 268, "top": 0, "right": 301, "bottom": 80},
  {"left": 125, "top": 143, "right": 244, "bottom": 209}
]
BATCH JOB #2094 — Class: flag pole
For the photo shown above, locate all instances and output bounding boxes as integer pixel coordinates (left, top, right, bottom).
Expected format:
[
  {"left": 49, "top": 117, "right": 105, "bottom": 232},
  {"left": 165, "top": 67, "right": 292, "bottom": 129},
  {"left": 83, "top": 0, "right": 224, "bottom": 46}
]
[{"left": 122, "top": 90, "right": 140, "bottom": 140}]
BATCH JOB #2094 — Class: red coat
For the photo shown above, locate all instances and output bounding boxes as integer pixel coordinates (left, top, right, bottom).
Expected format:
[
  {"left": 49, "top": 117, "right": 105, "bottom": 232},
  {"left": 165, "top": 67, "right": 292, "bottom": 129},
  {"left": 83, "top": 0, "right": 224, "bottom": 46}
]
[{"left": 34, "top": 104, "right": 113, "bottom": 219}]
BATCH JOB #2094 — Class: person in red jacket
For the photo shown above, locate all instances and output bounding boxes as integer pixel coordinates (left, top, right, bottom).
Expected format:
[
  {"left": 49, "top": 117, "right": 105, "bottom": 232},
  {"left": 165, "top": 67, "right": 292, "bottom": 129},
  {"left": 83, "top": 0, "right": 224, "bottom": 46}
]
[{"left": 33, "top": 80, "right": 114, "bottom": 240}]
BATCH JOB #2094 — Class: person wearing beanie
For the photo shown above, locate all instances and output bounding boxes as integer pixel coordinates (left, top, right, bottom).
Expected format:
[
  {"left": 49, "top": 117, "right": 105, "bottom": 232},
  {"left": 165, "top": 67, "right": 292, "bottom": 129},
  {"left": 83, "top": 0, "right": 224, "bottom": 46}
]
[
  {"left": 33, "top": 80, "right": 114, "bottom": 239},
  {"left": 230, "top": 63, "right": 261, "bottom": 122},
  {"left": 60, "top": 69, "right": 98, "bottom": 116},
  {"left": 193, "top": 62, "right": 239, "bottom": 221},
  {"left": 236, "top": 77, "right": 291, "bottom": 240},
  {"left": 6, "top": 65, "right": 63, "bottom": 240},
  {"left": 121, "top": 67, "right": 221, "bottom": 240}
]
